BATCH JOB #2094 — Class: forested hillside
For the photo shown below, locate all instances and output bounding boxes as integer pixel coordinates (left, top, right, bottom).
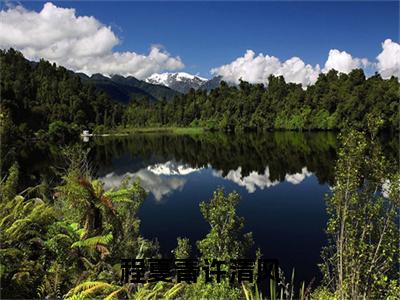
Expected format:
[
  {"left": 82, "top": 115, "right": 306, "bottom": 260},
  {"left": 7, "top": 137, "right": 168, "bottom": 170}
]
[
  {"left": 125, "top": 71, "right": 399, "bottom": 131},
  {"left": 1, "top": 48, "right": 399, "bottom": 146},
  {"left": 1, "top": 49, "right": 123, "bottom": 144},
  {"left": 78, "top": 73, "right": 179, "bottom": 103}
]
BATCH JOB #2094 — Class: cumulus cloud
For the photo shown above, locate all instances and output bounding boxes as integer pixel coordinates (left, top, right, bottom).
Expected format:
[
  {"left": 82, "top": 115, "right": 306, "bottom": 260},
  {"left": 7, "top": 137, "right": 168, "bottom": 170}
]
[
  {"left": 0, "top": 2, "right": 184, "bottom": 78},
  {"left": 376, "top": 39, "right": 400, "bottom": 79},
  {"left": 323, "top": 49, "right": 369, "bottom": 74},
  {"left": 211, "top": 43, "right": 400, "bottom": 87},
  {"left": 211, "top": 50, "right": 320, "bottom": 87}
]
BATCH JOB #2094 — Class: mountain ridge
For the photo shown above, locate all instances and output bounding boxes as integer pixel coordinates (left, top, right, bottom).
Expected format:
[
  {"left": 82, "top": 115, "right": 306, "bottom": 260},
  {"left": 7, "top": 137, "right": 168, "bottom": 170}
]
[
  {"left": 146, "top": 72, "right": 208, "bottom": 93},
  {"left": 77, "top": 73, "right": 180, "bottom": 104}
]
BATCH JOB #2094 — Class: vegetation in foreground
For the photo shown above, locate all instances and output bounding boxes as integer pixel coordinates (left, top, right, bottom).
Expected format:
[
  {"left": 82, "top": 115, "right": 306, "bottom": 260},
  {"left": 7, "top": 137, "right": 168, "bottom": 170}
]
[{"left": 1, "top": 123, "right": 398, "bottom": 299}]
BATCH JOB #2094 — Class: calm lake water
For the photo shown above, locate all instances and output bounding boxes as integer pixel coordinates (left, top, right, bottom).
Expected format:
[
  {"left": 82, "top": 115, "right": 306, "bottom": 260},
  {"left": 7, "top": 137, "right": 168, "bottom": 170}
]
[
  {"left": 93, "top": 131, "right": 338, "bottom": 284},
  {"left": 17, "top": 131, "right": 398, "bottom": 285}
]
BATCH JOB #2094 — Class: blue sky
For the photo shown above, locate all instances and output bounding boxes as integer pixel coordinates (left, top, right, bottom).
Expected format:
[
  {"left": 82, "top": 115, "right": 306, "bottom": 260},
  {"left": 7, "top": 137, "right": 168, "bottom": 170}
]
[
  {"left": 1, "top": 1, "right": 398, "bottom": 84},
  {"left": 20, "top": 1, "right": 398, "bottom": 77}
]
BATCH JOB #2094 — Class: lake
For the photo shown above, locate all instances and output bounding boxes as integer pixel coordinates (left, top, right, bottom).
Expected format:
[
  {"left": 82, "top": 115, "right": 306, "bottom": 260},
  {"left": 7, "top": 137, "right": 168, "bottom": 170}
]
[
  {"left": 16, "top": 131, "right": 397, "bottom": 285},
  {"left": 91, "top": 131, "right": 339, "bottom": 284}
]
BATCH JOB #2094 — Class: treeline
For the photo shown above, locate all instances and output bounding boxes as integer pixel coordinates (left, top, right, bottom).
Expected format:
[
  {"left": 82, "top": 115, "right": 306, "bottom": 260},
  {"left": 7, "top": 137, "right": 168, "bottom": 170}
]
[
  {"left": 1, "top": 48, "right": 399, "bottom": 144},
  {"left": 124, "top": 72, "right": 399, "bottom": 131},
  {"left": 0, "top": 49, "right": 123, "bottom": 144}
]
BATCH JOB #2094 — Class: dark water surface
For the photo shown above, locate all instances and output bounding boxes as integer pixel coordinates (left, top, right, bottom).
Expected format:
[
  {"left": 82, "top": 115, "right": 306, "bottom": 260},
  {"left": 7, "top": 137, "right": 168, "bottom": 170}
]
[{"left": 93, "top": 132, "right": 339, "bottom": 284}]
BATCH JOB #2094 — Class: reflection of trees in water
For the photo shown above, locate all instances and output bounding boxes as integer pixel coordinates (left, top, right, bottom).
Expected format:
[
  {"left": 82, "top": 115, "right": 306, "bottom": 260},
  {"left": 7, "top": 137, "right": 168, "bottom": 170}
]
[
  {"left": 11, "top": 132, "right": 398, "bottom": 192},
  {"left": 91, "top": 132, "right": 340, "bottom": 185}
]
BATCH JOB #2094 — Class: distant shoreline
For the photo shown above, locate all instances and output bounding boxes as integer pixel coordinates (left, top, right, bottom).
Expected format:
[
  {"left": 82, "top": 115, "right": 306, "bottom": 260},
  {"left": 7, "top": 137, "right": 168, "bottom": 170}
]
[{"left": 91, "top": 127, "right": 205, "bottom": 136}]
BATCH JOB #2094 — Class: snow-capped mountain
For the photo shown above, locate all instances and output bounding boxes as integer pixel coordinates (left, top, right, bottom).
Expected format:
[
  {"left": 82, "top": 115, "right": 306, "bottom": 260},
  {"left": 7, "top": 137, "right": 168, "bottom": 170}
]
[{"left": 146, "top": 72, "right": 208, "bottom": 93}]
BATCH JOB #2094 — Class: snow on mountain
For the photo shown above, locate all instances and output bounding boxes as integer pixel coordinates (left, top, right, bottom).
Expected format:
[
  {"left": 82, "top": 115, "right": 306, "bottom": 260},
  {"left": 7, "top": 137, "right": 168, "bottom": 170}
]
[{"left": 146, "top": 72, "right": 208, "bottom": 93}]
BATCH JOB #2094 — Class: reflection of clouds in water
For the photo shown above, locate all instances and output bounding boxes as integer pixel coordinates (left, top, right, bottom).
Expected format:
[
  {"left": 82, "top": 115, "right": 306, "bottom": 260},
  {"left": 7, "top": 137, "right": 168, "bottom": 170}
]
[
  {"left": 382, "top": 179, "right": 390, "bottom": 198},
  {"left": 213, "top": 167, "right": 279, "bottom": 193},
  {"left": 100, "top": 161, "right": 203, "bottom": 201},
  {"left": 213, "top": 166, "right": 313, "bottom": 193},
  {"left": 101, "top": 160, "right": 316, "bottom": 198},
  {"left": 101, "top": 170, "right": 186, "bottom": 201},
  {"left": 147, "top": 161, "right": 203, "bottom": 175},
  {"left": 381, "top": 179, "right": 399, "bottom": 199},
  {"left": 329, "top": 179, "right": 395, "bottom": 199},
  {"left": 285, "top": 167, "right": 312, "bottom": 184}
]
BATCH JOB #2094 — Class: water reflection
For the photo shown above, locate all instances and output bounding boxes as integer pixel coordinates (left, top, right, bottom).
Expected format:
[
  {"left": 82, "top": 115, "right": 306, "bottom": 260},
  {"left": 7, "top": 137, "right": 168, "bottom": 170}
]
[
  {"left": 93, "top": 131, "right": 341, "bottom": 186},
  {"left": 100, "top": 160, "right": 206, "bottom": 201},
  {"left": 100, "top": 158, "right": 317, "bottom": 199},
  {"left": 147, "top": 161, "right": 204, "bottom": 176},
  {"left": 101, "top": 169, "right": 187, "bottom": 202},
  {"left": 213, "top": 166, "right": 313, "bottom": 193}
]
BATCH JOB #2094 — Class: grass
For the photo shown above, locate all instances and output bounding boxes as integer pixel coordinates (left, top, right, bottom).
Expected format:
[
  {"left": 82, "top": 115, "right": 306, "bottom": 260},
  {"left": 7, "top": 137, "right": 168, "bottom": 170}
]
[{"left": 108, "top": 127, "right": 205, "bottom": 135}]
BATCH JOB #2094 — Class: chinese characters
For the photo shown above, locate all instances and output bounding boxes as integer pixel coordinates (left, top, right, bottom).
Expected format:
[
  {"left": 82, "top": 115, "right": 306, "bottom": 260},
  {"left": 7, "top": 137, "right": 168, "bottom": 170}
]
[{"left": 121, "top": 258, "right": 278, "bottom": 285}]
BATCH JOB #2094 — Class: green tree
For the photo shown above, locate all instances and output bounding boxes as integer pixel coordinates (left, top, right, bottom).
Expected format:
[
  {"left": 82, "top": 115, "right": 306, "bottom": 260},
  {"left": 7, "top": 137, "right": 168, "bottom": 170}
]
[
  {"left": 197, "top": 188, "right": 254, "bottom": 261},
  {"left": 319, "top": 128, "right": 399, "bottom": 299}
]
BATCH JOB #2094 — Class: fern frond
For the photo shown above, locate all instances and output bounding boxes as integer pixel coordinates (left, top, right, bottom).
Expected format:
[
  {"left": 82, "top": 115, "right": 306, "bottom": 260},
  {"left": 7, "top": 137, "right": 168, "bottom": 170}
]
[
  {"left": 80, "top": 283, "right": 112, "bottom": 297},
  {"left": 242, "top": 283, "right": 251, "bottom": 300},
  {"left": 104, "top": 189, "right": 134, "bottom": 203},
  {"left": 5, "top": 218, "right": 31, "bottom": 235},
  {"left": 71, "top": 233, "right": 113, "bottom": 249},
  {"left": 164, "top": 283, "right": 184, "bottom": 299},
  {"left": 65, "top": 281, "right": 112, "bottom": 298},
  {"left": 103, "top": 287, "right": 126, "bottom": 300}
]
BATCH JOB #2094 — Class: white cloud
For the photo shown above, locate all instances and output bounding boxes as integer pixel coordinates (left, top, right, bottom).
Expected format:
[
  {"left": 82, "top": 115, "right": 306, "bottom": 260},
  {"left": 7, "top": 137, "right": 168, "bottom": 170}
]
[
  {"left": 0, "top": 2, "right": 184, "bottom": 79},
  {"left": 376, "top": 39, "right": 400, "bottom": 79},
  {"left": 211, "top": 50, "right": 320, "bottom": 87},
  {"left": 323, "top": 49, "right": 369, "bottom": 74},
  {"left": 276, "top": 57, "right": 321, "bottom": 87},
  {"left": 211, "top": 46, "right": 390, "bottom": 87}
]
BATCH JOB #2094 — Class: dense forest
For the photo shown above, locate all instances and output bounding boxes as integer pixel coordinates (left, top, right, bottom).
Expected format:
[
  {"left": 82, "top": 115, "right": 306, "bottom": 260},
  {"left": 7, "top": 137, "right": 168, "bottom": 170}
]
[
  {"left": 1, "top": 49, "right": 399, "bottom": 149},
  {"left": 0, "top": 49, "right": 124, "bottom": 144},
  {"left": 124, "top": 73, "right": 399, "bottom": 131}
]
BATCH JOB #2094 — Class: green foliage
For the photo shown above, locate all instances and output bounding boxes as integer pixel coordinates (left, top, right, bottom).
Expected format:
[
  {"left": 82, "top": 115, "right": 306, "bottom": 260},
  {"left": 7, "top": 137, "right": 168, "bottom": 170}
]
[
  {"left": 48, "top": 121, "right": 79, "bottom": 143},
  {"left": 173, "top": 237, "right": 191, "bottom": 259},
  {"left": 0, "top": 195, "right": 58, "bottom": 298},
  {"left": 319, "top": 128, "right": 399, "bottom": 299},
  {"left": 123, "top": 70, "right": 399, "bottom": 132},
  {"left": 182, "top": 276, "right": 242, "bottom": 300},
  {"left": 0, "top": 162, "right": 19, "bottom": 201},
  {"left": 197, "top": 188, "right": 254, "bottom": 261},
  {"left": 0, "top": 147, "right": 153, "bottom": 298},
  {"left": 64, "top": 281, "right": 127, "bottom": 300},
  {"left": 0, "top": 48, "right": 123, "bottom": 142},
  {"left": 131, "top": 281, "right": 184, "bottom": 300},
  {"left": 2, "top": 49, "right": 399, "bottom": 141}
]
